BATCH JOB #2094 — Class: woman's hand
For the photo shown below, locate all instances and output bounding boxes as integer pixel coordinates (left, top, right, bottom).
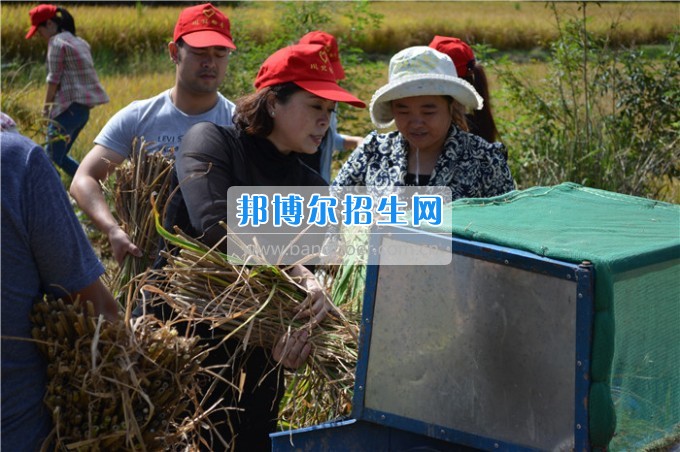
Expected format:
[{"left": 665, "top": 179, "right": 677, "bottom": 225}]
[
  {"left": 272, "top": 330, "right": 311, "bottom": 370},
  {"left": 288, "top": 264, "right": 331, "bottom": 325},
  {"left": 273, "top": 266, "right": 331, "bottom": 370}
]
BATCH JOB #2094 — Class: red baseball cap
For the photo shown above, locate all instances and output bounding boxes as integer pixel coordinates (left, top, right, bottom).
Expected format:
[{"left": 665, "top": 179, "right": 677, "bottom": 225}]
[
  {"left": 173, "top": 3, "right": 235, "bottom": 49},
  {"left": 428, "top": 35, "right": 475, "bottom": 78},
  {"left": 25, "top": 4, "right": 57, "bottom": 39},
  {"left": 254, "top": 44, "right": 365, "bottom": 108},
  {"left": 298, "top": 31, "right": 345, "bottom": 80}
]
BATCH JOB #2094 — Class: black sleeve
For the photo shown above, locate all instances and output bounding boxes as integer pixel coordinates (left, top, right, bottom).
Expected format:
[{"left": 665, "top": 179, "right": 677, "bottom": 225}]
[{"left": 175, "top": 122, "right": 239, "bottom": 247}]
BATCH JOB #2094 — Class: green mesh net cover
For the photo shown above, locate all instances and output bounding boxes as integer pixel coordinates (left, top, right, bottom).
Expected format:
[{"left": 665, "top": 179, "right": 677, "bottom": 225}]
[{"left": 428, "top": 182, "right": 680, "bottom": 450}]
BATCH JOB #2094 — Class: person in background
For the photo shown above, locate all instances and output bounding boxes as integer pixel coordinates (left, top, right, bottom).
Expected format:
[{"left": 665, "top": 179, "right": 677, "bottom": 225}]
[
  {"left": 70, "top": 3, "right": 236, "bottom": 266},
  {"left": 165, "top": 43, "right": 365, "bottom": 451},
  {"left": 1, "top": 118, "right": 119, "bottom": 452},
  {"left": 297, "top": 30, "right": 363, "bottom": 182},
  {"left": 429, "top": 35, "right": 501, "bottom": 144},
  {"left": 333, "top": 46, "right": 514, "bottom": 197},
  {"left": 25, "top": 4, "right": 109, "bottom": 177}
]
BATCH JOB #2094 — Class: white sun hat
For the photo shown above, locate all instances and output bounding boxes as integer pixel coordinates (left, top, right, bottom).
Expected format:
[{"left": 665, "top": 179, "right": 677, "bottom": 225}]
[{"left": 369, "top": 46, "right": 484, "bottom": 129}]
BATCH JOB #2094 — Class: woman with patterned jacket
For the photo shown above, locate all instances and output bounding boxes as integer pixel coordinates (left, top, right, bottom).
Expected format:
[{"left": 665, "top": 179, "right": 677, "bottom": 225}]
[{"left": 332, "top": 46, "right": 514, "bottom": 199}]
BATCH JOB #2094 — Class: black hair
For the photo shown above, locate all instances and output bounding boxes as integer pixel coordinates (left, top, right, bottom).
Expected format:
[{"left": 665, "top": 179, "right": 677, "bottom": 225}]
[
  {"left": 48, "top": 6, "right": 77, "bottom": 35},
  {"left": 234, "top": 82, "right": 303, "bottom": 137},
  {"left": 464, "top": 63, "right": 500, "bottom": 145},
  {"left": 443, "top": 97, "right": 469, "bottom": 132}
]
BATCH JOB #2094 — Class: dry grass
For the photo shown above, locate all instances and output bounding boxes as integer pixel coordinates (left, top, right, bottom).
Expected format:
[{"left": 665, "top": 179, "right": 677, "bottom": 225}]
[
  {"left": 4, "top": 71, "right": 176, "bottom": 166},
  {"left": 139, "top": 220, "right": 361, "bottom": 430},
  {"left": 2, "top": 2, "right": 676, "bottom": 59},
  {"left": 103, "top": 151, "right": 363, "bottom": 429},
  {"left": 30, "top": 295, "right": 209, "bottom": 450},
  {"left": 106, "top": 144, "right": 175, "bottom": 306},
  {"left": 1, "top": 4, "right": 215, "bottom": 61},
  {"left": 350, "top": 1, "right": 678, "bottom": 51}
]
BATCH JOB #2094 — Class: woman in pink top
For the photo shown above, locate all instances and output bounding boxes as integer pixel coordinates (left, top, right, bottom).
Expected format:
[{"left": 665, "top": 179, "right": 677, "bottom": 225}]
[{"left": 26, "top": 4, "right": 109, "bottom": 177}]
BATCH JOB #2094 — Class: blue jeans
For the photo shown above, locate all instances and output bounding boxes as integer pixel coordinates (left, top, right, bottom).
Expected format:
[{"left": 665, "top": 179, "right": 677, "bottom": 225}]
[{"left": 46, "top": 103, "right": 90, "bottom": 177}]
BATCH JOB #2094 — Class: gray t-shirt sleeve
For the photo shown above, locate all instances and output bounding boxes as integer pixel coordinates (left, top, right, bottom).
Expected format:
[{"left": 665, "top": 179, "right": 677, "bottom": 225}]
[{"left": 93, "top": 101, "right": 140, "bottom": 158}]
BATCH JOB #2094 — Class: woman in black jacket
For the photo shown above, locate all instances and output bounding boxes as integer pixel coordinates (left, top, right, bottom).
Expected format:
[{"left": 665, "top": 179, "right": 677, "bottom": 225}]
[{"left": 168, "top": 43, "right": 365, "bottom": 451}]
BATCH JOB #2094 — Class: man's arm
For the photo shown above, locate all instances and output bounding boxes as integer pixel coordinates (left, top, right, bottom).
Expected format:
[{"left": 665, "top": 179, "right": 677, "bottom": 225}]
[
  {"left": 341, "top": 134, "right": 363, "bottom": 151},
  {"left": 70, "top": 145, "right": 142, "bottom": 265}
]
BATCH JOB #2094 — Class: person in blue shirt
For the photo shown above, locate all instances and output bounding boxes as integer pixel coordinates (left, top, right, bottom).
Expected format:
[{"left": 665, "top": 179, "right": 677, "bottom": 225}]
[{"left": 1, "top": 116, "right": 119, "bottom": 452}]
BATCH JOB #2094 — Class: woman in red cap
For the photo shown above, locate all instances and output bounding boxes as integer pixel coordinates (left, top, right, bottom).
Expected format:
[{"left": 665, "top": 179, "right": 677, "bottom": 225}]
[
  {"left": 160, "top": 43, "right": 365, "bottom": 451},
  {"left": 25, "top": 4, "right": 109, "bottom": 177},
  {"left": 296, "top": 30, "right": 364, "bottom": 182},
  {"left": 429, "top": 35, "right": 501, "bottom": 145}
]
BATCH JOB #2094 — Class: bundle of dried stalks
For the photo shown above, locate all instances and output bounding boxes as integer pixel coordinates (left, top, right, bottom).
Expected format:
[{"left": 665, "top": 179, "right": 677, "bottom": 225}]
[
  {"left": 144, "top": 214, "right": 360, "bottom": 429},
  {"left": 106, "top": 140, "right": 174, "bottom": 304},
  {"left": 279, "top": 260, "right": 366, "bottom": 428},
  {"left": 30, "top": 294, "right": 210, "bottom": 451}
]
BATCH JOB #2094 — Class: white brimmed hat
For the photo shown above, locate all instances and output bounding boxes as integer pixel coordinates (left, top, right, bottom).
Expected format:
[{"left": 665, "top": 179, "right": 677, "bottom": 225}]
[{"left": 369, "top": 46, "right": 483, "bottom": 129}]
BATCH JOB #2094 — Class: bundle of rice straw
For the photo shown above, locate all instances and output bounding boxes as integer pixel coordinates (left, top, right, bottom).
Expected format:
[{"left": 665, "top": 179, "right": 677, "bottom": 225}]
[
  {"left": 143, "top": 205, "right": 360, "bottom": 428},
  {"left": 279, "top": 260, "right": 366, "bottom": 428},
  {"left": 30, "top": 294, "right": 210, "bottom": 451},
  {"left": 106, "top": 139, "right": 174, "bottom": 305}
]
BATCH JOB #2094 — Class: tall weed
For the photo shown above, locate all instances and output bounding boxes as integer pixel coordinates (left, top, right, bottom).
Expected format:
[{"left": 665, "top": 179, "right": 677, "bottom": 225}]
[{"left": 494, "top": 3, "right": 679, "bottom": 201}]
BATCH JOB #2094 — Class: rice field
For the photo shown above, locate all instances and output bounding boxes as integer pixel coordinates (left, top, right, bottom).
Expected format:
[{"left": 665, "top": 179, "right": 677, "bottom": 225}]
[
  {"left": 1, "top": 0, "right": 677, "bottom": 194},
  {"left": 2, "top": 2, "right": 677, "bottom": 59},
  {"left": 2, "top": 2, "right": 676, "bottom": 155}
]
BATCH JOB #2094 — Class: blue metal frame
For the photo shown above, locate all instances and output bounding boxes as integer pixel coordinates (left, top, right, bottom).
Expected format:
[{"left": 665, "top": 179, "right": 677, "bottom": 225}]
[
  {"left": 352, "top": 225, "right": 594, "bottom": 451},
  {"left": 271, "top": 418, "right": 473, "bottom": 451},
  {"left": 574, "top": 262, "right": 594, "bottom": 450}
]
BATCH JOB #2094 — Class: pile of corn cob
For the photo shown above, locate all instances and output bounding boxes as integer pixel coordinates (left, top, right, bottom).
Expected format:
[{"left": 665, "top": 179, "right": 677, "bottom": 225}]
[{"left": 30, "top": 294, "right": 208, "bottom": 451}]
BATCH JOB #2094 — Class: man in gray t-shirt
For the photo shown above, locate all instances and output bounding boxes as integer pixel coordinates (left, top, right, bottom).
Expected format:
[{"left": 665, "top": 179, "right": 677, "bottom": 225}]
[{"left": 70, "top": 3, "right": 236, "bottom": 265}]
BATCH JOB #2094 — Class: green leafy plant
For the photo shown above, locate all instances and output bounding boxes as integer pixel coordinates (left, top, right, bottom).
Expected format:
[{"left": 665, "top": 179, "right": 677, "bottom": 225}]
[{"left": 494, "top": 3, "right": 679, "bottom": 201}]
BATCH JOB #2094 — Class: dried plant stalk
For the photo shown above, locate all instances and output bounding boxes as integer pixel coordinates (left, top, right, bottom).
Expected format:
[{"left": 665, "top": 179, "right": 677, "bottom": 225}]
[
  {"left": 30, "top": 294, "right": 211, "bottom": 451},
  {"left": 279, "top": 261, "right": 365, "bottom": 429},
  {"left": 143, "top": 214, "right": 360, "bottom": 430},
  {"left": 106, "top": 139, "right": 174, "bottom": 306}
]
